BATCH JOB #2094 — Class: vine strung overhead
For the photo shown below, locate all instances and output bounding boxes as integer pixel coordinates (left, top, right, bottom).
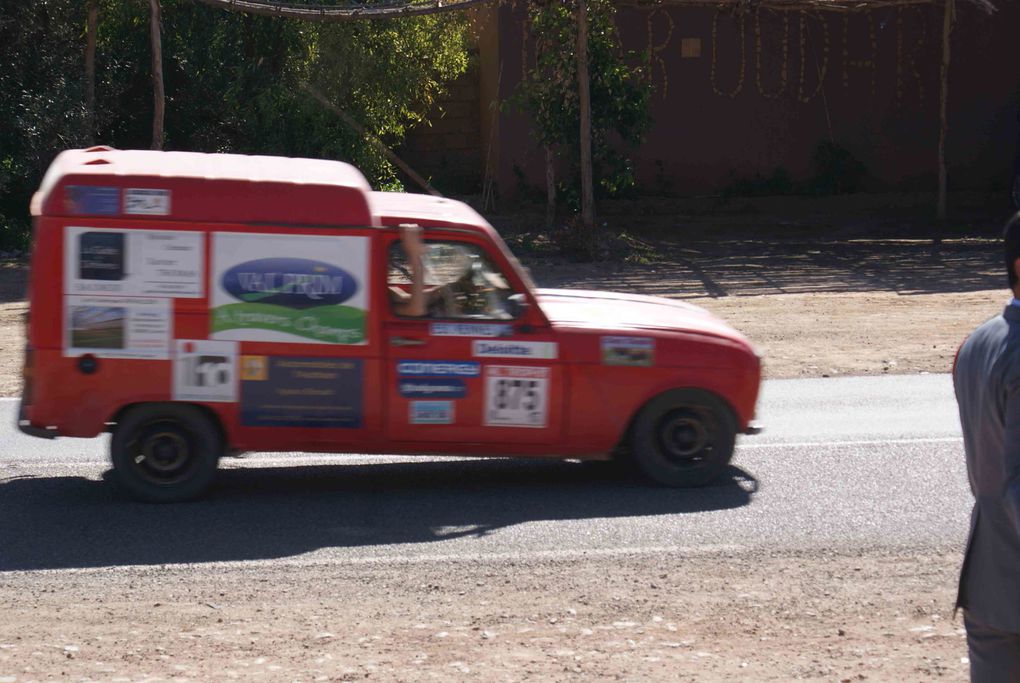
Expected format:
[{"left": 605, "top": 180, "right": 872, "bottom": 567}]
[{"left": 192, "top": 0, "right": 493, "bottom": 22}]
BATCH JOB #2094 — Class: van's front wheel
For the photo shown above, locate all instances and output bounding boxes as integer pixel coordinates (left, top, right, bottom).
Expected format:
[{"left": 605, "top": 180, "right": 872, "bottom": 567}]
[
  {"left": 630, "top": 389, "right": 736, "bottom": 487},
  {"left": 110, "top": 404, "right": 222, "bottom": 503}
]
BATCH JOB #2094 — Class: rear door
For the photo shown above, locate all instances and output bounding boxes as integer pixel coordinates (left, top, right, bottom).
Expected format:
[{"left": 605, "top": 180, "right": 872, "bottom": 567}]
[{"left": 381, "top": 230, "right": 564, "bottom": 448}]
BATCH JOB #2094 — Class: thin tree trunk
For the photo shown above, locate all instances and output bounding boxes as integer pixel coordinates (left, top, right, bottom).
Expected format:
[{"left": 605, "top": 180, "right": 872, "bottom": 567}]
[
  {"left": 150, "top": 0, "right": 165, "bottom": 150},
  {"left": 85, "top": 0, "right": 99, "bottom": 144},
  {"left": 545, "top": 147, "right": 556, "bottom": 229},
  {"left": 576, "top": 0, "right": 595, "bottom": 241},
  {"left": 937, "top": 0, "right": 954, "bottom": 223}
]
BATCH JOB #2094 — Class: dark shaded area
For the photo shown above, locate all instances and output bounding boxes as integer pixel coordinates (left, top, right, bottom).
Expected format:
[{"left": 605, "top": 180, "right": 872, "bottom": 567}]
[
  {"left": 0, "top": 459, "right": 756, "bottom": 571},
  {"left": 527, "top": 238, "right": 1003, "bottom": 299}
]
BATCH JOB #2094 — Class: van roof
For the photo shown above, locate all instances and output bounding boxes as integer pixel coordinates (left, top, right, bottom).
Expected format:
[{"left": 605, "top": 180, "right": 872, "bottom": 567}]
[{"left": 34, "top": 147, "right": 375, "bottom": 226}]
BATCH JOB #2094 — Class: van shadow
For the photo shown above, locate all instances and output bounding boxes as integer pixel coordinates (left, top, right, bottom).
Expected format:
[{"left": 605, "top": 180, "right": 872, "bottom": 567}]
[{"left": 0, "top": 459, "right": 757, "bottom": 571}]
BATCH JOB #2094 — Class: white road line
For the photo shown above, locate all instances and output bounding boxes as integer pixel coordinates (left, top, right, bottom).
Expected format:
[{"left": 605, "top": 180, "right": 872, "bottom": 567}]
[
  {"left": 2, "top": 543, "right": 748, "bottom": 576},
  {"left": 0, "top": 437, "right": 963, "bottom": 470},
  {"left": 739, "top": 436, "right": 962, "bottom": 450}
]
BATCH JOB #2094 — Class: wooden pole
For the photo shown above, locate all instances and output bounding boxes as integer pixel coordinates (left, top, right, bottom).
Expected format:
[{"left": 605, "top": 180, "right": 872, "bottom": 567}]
[
  {"left": 85, "top": 0, "right": 99, "bottom": 144},
  {"left": 149, "top": 0, "right": 165, "bottom": 150},
  {"left": 576, "top": 0, "right": 595, "bottom": 237},
  {"left": 937, "top": 0, "right": 954, "bottom": 222}
]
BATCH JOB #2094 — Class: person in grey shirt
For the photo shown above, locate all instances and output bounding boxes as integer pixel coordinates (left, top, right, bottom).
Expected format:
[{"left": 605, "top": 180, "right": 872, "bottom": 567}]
[{"left": 953, "top": 213, "right": 1020, "bottom": 681}]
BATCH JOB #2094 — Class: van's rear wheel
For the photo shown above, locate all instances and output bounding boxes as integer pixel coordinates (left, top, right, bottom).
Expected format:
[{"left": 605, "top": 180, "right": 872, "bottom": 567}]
[
  {"left": 110, "top": 404, "right": 222, "bottom": 503},
  {"left": 630, "top": 389, "right": 736, "bottom": 487}
]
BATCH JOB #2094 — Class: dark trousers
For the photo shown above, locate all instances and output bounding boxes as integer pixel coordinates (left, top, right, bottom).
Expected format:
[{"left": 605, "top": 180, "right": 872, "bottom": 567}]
[{"left": 965, "top": 613, "right": 1020, "bottom": 683}]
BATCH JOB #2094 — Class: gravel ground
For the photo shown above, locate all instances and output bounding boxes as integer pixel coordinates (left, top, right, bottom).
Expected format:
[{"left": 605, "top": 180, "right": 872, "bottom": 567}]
[{"left": 0, "top": 549, "right": 965, "bottom": 682}]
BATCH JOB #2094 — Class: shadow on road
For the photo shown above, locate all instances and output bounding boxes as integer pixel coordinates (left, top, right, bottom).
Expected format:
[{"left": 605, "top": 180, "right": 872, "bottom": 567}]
[{"left": 0, "top": 459, "right": 757, "bottom": 570}]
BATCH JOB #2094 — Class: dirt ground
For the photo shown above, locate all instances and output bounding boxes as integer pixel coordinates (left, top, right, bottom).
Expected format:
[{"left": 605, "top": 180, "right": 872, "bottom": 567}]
[
  {"left": 0, "top": 230, "right": 999, "bottom": 681},
  {"left": 0, "top": 549, "right": 965, "bottom": 682}
]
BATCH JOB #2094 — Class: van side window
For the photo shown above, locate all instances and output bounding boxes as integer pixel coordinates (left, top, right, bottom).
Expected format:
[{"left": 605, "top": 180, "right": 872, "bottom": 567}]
[{"left": 388, "top": 240, "right": 516, "bottom": 320}]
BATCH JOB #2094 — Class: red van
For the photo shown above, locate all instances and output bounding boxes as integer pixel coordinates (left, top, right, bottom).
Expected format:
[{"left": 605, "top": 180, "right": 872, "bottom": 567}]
[{"left": 19, "top": 147, "right": 762, "bottom": 501}]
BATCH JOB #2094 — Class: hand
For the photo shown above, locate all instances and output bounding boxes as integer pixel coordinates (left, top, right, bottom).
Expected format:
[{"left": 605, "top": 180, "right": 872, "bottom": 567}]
[{"left": 399, "top": 224, "right": 425, "bottom": 261}]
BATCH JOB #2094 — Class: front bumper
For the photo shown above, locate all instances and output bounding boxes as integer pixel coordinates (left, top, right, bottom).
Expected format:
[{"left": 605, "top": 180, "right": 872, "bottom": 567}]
[{"left": 743, "top": 421, "right": 763, "bottom": 435}]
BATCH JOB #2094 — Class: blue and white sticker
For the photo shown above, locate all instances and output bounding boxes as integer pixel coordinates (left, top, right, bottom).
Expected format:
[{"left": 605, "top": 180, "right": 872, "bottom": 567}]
[
  {"left": 409, "top": 400, "right": 455, "bottom": 425},
  {"left": 430, "top": 322, "right": 512, "bottom": 338},
  {"left": 124, "top": 188, "right": 171, "bottom": 216},
  {"left": 398, "top": 378, "right": 467, "bottom": 399},
  {"left": 396, "top": 360, "right": 480, "bottom": 377},
  {"left": 472, "top": 340, "right": 558, "bottom": 360},
  {"left": 65, "top": 186, "right": 120, "bottom": 216}
]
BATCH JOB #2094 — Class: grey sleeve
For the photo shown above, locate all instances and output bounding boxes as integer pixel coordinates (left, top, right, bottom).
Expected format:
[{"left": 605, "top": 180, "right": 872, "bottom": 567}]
[{"left": 1004, "top": 373, "right": 1020, "bottom": 539}]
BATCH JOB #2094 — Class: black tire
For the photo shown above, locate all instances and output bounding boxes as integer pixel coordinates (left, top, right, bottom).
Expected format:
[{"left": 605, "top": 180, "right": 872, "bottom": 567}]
[
  {"left": 629, "top": 389, "right": 737, "bottom": 487},
  {"left": 110, "top": 403, "right": 222, "bottom": 503}
]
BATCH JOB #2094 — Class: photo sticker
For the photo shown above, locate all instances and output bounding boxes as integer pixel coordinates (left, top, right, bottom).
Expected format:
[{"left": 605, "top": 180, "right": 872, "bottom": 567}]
[
  {"left": 601, "top": 336, "right": 655, "bottom": 367},
  {"left": 78, "top": 231, "right": 125, "bottom": 281},
  {"left": 484, "top": 365, "right": 550, "bottom": 428},
  {"left": 64, "top": 296, "right": 170, "bottom": 359},
  {"left": 173, "top": 340, "right": 238, "bottom": 403}
]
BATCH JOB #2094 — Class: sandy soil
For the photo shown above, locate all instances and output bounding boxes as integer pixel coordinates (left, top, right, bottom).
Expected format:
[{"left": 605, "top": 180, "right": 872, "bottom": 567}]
[{"left": 0, "top": 549, "right": 965, "bottom": 682}]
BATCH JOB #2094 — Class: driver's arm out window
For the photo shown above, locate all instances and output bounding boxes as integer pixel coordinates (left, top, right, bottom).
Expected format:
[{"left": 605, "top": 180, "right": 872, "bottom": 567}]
[{"left": 388, "top": 240, "right": 516, "bottom": 320}]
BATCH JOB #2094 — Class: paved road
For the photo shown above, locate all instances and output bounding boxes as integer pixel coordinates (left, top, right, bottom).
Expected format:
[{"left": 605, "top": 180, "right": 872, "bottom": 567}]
[{"left": 0, "top": 374, "right": 970, "bottom": 571}]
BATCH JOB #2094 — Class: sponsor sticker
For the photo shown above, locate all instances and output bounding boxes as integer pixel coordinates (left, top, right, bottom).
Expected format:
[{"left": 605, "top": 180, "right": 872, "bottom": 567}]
[
  {"left": 173, "top": 340, "right": 238, "bottom": 402},
  {"left": 64, "top": 295, "right": 171, "bottom": 359},
  {"left": 409, "top": 400, "right": 455, "bottom": 425},
  {"left": 601, "top": 336, "right": 655, "bottom": 367},
  {"left": 65, "top": 186, "right": 120, "bottom": 216},
  {"left": 398, "top": 378, "right": 467, "bottom": 399},
  {"left": 430, "top": 322, "right": 512, "bottom": 338},
  {"left": 472, "top": 340, "right": 558, "bottom": 359},
  {"left": 65, "top": 227, "right": 204, "bottom": 298},
  {"left": 484, "top": 365, "right": 550, "bottom": 428},
  {"left": 124, "top": 188, "right": 171, "bottom": 216},
  {"left": 396, "top": 361, "right": 480, "bottom": 377},
  {"left": 211, "top": 233, "right": 369, "bottom": 345},
  {"left": 240, "top": 356, "right": 363, "bottom": 428}
]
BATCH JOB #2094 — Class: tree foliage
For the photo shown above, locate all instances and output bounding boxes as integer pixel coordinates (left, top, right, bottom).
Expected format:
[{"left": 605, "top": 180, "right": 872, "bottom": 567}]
[
  {"left": 0, "top": 0, "right": 471, "bottom": 246},
  {"left": 513, "top": 0, "right": 651, "bottom": 202}
]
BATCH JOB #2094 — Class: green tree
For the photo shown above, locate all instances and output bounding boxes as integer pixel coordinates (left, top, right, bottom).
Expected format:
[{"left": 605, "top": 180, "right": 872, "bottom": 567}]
[
  {"left": 0, "top": 0, "right": 472, "bottom": 246},
  {"left": 514, "top": 0, "right": 651, "bottom": 202}
]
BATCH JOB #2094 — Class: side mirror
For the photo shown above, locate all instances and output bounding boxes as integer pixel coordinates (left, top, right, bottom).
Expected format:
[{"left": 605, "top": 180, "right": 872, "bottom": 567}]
[{"left": 507, "top": 292, "right": 530, "bottom": 320}]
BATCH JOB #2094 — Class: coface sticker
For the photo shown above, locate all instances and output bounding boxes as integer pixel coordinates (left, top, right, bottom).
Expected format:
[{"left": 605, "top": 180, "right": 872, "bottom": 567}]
[
  {"left": 601, "top": 336, "right": 655, "bottom": 367},
  {"left": 472, "top": 340, "right": 558, "bottom": 359},
  {"left": 124, "top": 188, "right": 171, "bottom": 216},
  {"left": 430, "top": 322, "right": 512, "bottom": 338},
  {"left": 484, "top": 365, "right": 550, "bottom": 428},
  {"left": 409, "top": 400, "right": 455, "bottom": 425},
  {"left": 396, "top": 361, "right": 480, "bottom": 377},
  {"left": 241, "top": 356, "right": 363, "bottom": 428},
  {"left": 173, "top": 340, "right": 238, "bottom": 402},
  {"left": 64, "top": 295, "right": 171, "bottom": 359},
  {"left": 211, "top": 233, "right": 369, "bottom": 345},
  {"left": 398, "top": 378, "right": 467, "bottom": 399},
  {"left": 65, "top": 227, "right": 204, "bottom": 298}
]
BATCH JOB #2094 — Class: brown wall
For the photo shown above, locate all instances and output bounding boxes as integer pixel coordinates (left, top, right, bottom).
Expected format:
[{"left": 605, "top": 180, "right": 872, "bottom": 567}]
[{"left": 493, "top": 2, "right": 1019, "bottom": 199}]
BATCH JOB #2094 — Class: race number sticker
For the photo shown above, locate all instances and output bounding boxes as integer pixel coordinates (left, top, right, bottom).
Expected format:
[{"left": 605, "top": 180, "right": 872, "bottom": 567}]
[
  {"left": 484, "top": 366, "right": 549, "bottom": 428},
  {"left": 173, "top": 340, "right": 238, "bottom": 402}
]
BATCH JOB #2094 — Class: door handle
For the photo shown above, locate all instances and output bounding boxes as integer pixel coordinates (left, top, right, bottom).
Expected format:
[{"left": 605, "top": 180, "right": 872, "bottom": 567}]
[{"left": 390, "top": 336, "right": 426, "bottom": 347}]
